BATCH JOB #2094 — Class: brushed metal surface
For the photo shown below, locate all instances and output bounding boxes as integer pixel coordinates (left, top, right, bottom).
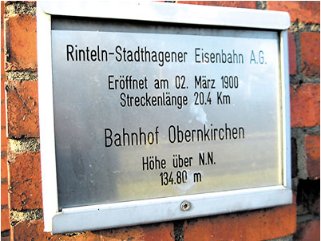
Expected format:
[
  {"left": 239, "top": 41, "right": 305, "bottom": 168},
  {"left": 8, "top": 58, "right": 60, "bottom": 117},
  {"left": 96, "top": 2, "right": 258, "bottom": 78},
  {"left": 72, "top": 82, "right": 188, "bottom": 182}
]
[{"left": 51, "top": 25, "right": 282, "bottom": 209}]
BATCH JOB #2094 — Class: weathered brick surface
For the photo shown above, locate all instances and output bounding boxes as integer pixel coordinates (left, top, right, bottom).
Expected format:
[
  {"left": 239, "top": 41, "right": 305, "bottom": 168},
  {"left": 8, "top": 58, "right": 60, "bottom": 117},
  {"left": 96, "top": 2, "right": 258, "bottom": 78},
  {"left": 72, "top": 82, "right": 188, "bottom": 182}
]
[
  {"left": 140, "top": 223, "right": 174, "bottom": 241},
  {"left": 95, "top": 223, "right": 174, "bottom": 241},
  {"left": 290, "top": 84, "right": 320, "bottom": 128},
  {"left": 288, "top": 32, "right": 297, "bottom": 75},
  {"left": 305, "top": 135, "right": 320, "bottom": 179},
  {"left": 12, "top": 221, "right": 174, "bottom": 241},
  {"left": 6, "top": 81, "right": 39, "bottom": 138},
  {"left": 1, "top": 182, "right": 8, "bottom": 206},
  {"left": 178, "top": 1, "right": 256, "bottom": 9},
  {"left": 1, "top": 175, "right": 8, "bottom": 232},
  {"left": 295, "top": 220, "right": 320, "bottom": 241},
  {"left": 1, "top": 208, "right": 10, "bottom": 232},
  {"left": 1, "top": 94, "right": 7, "bottom": 178},
  {"left": 300, "top": 32, "right": 320, "bottom": 77},
  {"left": 267, "top": 1, "right": 320, "bottom": 23},
  {"left": 1, "top": 0, "right": 9, "bottom": 233},
  {"left": 184, "top": 204, "right": 296, "bottom": 241},
  {"left": 1, "top": 152, "right": 8, "bottom": 178},
  {"left": 8, "top": 152, "right": 42, "bottom": 210},
  {"left": 5, "top": 15, "right": 37, "bottom": 70},
  {"left": 12, "top": 220, "right": 51, "bottom": 241}
]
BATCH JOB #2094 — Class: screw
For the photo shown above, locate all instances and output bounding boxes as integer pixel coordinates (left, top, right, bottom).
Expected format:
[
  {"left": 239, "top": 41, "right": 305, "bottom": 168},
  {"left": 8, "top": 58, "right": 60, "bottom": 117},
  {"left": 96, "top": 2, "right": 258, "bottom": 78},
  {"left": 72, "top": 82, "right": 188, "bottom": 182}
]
[{"left": 180, "top": 200, "right": 191, "bottom": 211}]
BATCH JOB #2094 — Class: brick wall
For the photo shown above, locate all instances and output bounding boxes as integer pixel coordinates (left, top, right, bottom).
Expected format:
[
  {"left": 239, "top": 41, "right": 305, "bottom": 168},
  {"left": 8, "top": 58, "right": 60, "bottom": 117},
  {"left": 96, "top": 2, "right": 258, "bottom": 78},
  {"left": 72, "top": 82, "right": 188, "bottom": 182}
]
[
  {"left": 267, "top": 2, "right": 320, "bottom": 241},
  {"left": 1, "top": 1, "right": 319, "bottom": 241},
  {"left": 1, "top": 1, "right": 10, "bottom": 240}
]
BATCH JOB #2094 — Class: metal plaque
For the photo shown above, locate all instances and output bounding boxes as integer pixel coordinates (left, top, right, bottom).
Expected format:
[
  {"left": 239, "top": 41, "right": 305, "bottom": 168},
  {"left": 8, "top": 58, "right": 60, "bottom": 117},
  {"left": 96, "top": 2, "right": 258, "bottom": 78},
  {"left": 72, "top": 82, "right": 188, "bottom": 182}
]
[
  {"left": 52, "top": 21, "right": 282, "bottom": 209},
  {"left": 38, "top": 2, "right": 291, "bottom": 233}
]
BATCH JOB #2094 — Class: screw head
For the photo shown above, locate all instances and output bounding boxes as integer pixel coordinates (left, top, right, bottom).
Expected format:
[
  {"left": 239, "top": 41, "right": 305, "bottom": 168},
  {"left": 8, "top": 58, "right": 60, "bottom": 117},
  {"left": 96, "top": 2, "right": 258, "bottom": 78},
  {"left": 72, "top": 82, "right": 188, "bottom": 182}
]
[{"left": 180, "top": 200, "right": 192, "bottom": 211}]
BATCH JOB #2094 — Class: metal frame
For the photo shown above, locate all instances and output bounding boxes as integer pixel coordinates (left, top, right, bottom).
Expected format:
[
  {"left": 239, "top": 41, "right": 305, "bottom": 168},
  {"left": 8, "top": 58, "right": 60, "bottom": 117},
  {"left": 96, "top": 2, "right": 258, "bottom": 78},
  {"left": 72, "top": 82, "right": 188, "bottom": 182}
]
[{"left": 37, "top": 1, "right": 292, "bottom": 234}]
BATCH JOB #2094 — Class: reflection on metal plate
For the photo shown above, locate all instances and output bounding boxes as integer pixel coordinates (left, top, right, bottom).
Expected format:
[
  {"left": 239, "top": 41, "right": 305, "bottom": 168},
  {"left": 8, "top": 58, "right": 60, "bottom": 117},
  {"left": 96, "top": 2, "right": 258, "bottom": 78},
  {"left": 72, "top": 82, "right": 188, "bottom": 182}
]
[{"left": 51, "top": 22, "right": 282, "bottom": 209}]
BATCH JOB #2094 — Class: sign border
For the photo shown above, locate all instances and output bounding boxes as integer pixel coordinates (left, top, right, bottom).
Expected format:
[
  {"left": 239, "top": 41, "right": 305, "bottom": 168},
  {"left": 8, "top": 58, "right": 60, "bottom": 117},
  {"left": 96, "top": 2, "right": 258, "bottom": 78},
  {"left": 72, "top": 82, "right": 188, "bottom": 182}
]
[{"left": 37, "top": 1, "right": 292, "bottom": 233}]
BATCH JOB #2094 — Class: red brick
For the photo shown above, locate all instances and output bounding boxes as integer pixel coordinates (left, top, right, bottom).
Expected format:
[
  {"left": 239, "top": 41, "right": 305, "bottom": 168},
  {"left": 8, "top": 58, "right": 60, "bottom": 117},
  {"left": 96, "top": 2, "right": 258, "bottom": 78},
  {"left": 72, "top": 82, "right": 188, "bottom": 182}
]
[
  {"left": 93, "top": 223, "right": 173, "bottom": 241},
  {"left": 1, "top": 119, "right": 7, "bottom": 179},
  {"left": 12, "top": 220, "right": 173, "bottom": 241},
  {"left": 5, "top": 15, "right": 37, "bottom": 70},
  {"left": 13, "top": 220, "right": 93, "bottom": 241},
  {"left": 295, "top": 220, "right": 320, "bottom": 241},
  {"left": 177, "top": 1, "right": 256, "bottom": 9},
  {"left": 305, "top": 135, "right": 320, "bottom": 179},
  {"left": 12, "top": 220, "right": 51, "bottom": 241},
  {"left": 140, "top": 223, "right": 174, "bottom": 241},
  {"left": 184, "top": 204, "right": 296, "bottom": 241},
  {"left": 2, "top": 153, "right": 8, "bottom": 179},
  {"left": 1, "top": 207, "right": 10, "bottom": 232},
  {"left": 1, "top": 100, "right": 7, "bottom": 180},
  {"left": 8, "top": 152, "right": 42, "bottom": 210},
  {"left": 267, "top": 2, "right": 320, "bottom": 24},
  {"left": 6, "top": 81, "right": 39, "bottom": 138},
  {"left": 1, "top": 1, "right": 10, "bottom": 234},
  {"left": 301, "top": 32, "right": 320, "bottom": 77},
  {"left": 288, "top": 32, "right": 297, "bottom": 75},
  {"left": 94, "top": 227, "right": 145, "bottom": 241},
  {"left": 1, "top": 0, "right": 7, "bottom": 180},
  {"left": 290, "top": 84, "right": 320, "bottom": 128},
  {"left": 2, "top": 181, "right": 8, "bottom": 206}
]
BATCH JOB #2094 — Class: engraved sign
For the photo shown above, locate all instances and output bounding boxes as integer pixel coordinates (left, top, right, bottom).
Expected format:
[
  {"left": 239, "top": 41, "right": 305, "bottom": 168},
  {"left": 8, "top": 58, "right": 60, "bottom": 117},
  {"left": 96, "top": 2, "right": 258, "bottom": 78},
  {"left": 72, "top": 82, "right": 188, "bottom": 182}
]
[
  {"left": 38, "top": 2, "right": 292, "bottom": 233},
  {"left": 51, "top": 22, "right": 282, "bottom": 209}
]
